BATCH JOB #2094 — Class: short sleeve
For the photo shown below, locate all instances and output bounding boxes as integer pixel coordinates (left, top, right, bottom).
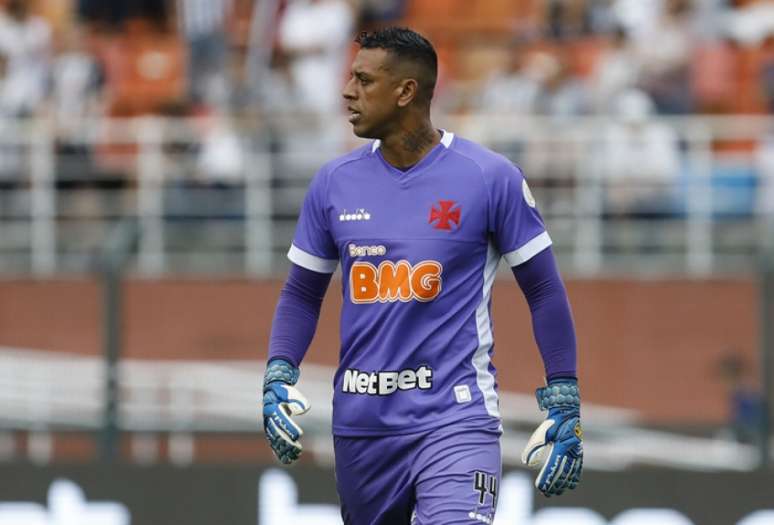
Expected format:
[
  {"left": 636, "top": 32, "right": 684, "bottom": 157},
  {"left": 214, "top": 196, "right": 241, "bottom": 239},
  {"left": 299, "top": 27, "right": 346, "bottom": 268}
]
[
  {"left": 488, "top": 162, "right": 552, "bottom": 267},
  {"left": 287, "top": 168, "right": 339, "bottom": 273}
]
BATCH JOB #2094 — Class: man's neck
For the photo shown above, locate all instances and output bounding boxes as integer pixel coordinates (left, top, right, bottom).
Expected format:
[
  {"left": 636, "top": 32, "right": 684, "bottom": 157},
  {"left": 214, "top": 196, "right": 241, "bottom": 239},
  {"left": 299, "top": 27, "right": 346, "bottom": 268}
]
[{"left": 378, "top": 121, "right": 442, "bottom": 170}]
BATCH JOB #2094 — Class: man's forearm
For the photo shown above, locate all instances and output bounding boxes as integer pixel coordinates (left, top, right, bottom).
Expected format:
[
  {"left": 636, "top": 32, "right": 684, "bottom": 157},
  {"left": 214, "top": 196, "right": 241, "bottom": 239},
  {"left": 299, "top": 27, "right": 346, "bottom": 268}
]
[
  {"left": 511, "top": 247, "right": 577, "bottom": 380},
  {"left": 268, "top": 263, "right": 333, "bottom": 367}
]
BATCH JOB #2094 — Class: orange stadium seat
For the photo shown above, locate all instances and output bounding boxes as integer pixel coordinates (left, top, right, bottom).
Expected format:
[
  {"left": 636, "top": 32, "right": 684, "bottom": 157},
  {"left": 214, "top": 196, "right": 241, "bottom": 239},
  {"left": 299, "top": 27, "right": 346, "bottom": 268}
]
[{"left": 404, "top": 0, "right": 541, "bottom": 38}]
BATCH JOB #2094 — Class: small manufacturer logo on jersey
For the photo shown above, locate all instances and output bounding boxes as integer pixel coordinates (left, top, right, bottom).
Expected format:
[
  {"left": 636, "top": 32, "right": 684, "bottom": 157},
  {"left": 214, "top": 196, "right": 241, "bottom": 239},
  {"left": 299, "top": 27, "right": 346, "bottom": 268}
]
[
  {"left": 429, "top": 200, "right": 461, "bottom": 231},
  {"left": 454, "top": 385, "right": 472, "bottom": 403},
  {"left": 522, "top": 179, "right": 536, "bottom": 208},
  {"left": 339, "top": 208, "right": 371, "bottom": 222}
]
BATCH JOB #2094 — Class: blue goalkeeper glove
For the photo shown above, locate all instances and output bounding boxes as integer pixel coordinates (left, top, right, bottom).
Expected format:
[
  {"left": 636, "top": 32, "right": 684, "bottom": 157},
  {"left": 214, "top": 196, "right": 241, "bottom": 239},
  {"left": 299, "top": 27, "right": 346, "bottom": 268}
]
[
  {"left": 521, "top": 378, "right": 583, "bottom": 497},
  {"left": 262, "top": 359, "right": 310, "bottom": 464}
]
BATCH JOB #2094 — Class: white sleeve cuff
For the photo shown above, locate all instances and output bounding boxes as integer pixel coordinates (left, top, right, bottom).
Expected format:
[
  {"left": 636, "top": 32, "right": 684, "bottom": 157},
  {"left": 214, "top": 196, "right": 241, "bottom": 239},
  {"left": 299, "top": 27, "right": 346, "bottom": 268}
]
[
  {"left": 287, "top": 244, "right": 338, "bottom": 273},
  {"left": 502, "top": 231, "right": 552, "bottom": 267}
]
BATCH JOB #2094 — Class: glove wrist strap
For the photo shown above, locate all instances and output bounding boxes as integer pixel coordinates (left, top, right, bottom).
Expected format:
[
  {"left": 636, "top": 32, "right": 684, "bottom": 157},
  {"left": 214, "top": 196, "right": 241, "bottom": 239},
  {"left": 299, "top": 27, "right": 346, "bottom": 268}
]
[
  {"left": 264, "top": 359, "right": 300, "bottom": 389},
  {"left": 536, "top": 378, "right": 580, "bottom": 411}
]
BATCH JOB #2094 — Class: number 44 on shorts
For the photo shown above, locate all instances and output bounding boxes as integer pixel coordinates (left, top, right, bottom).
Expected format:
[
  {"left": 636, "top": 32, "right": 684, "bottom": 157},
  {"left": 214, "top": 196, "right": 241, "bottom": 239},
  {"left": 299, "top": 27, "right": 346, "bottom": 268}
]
[{"left": 473, "top": 471, "right": 498, "bottom": 506}]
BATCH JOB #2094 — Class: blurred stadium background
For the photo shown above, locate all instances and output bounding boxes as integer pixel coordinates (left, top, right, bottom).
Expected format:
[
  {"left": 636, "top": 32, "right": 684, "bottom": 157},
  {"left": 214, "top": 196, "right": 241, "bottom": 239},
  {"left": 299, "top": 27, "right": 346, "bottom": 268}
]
[{"left": 0, "top": 0, "right": 773, "bottom": 523}]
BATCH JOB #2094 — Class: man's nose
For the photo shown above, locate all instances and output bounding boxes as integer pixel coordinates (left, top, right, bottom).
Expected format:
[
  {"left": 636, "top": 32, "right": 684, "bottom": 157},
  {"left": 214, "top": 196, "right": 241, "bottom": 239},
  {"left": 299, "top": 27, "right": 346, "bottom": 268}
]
[{"left": 342, "top": 78, "right": 356, "bottom": 100}]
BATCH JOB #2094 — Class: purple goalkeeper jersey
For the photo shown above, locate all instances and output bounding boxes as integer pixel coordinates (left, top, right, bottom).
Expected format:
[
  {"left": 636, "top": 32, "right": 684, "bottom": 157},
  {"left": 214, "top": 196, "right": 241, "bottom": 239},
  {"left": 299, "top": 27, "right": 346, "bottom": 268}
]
[{"left": 288, "top": 130, "right": 552, "bottom": 436}]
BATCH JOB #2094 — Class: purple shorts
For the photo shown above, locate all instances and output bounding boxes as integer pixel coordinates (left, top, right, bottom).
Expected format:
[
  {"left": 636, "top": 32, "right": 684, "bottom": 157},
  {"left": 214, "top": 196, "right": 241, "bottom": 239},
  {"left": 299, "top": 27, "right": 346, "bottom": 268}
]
[{"left": 334, "top": 420, "right": 501, "bottom": 525}]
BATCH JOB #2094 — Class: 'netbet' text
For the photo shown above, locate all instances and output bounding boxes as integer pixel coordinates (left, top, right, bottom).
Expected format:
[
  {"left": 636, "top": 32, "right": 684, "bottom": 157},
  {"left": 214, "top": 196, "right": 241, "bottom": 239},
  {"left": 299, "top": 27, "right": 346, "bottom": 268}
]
[{"left": 342, "top": 366, "right": 433, "bottom": 395}]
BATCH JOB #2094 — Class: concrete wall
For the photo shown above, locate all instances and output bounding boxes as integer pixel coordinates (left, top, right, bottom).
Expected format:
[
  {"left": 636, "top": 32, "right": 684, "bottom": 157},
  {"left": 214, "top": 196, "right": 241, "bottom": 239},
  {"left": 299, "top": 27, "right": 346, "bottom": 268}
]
[{"left": 0, "top": 277, "right": 757, "bottom": 424}]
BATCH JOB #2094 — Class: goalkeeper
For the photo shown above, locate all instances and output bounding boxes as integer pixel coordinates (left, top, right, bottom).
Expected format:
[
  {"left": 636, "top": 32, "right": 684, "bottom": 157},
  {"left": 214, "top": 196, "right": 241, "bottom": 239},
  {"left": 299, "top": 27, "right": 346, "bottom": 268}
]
[{"left": 262, "top": 27, "right": 582, "bottom": 525}]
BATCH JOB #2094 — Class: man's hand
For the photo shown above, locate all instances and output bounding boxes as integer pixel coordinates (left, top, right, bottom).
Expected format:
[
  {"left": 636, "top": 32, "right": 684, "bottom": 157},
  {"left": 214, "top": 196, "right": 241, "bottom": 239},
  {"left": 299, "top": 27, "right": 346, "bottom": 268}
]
[
  {"left": 262, "top": 359, "right": 310, "bottom": 464},
  {"left": 521, "top": 378, "right": 583, "bottom": 497}
]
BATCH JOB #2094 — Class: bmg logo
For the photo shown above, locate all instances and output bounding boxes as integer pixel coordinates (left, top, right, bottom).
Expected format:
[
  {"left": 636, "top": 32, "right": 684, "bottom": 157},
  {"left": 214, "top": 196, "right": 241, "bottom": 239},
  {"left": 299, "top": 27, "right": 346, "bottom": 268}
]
[{"left": 349, "top": 260, "right": 443, "bottom": 303}]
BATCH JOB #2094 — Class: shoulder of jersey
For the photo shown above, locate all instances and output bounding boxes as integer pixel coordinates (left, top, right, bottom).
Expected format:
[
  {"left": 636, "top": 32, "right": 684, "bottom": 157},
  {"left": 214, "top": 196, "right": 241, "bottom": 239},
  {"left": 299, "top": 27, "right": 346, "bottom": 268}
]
[
  {"left": 319, "top": 142, "right": 375, "bottom": 176},
  {"left": 447, "top": 135, "right": 523, "bottom": 178}
]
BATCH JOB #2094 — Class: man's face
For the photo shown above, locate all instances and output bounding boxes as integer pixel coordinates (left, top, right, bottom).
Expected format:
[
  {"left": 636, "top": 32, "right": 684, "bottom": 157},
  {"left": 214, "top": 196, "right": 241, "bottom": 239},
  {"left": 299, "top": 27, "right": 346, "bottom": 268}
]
[{"left": 342, "top": 48, "right": 402, "bottom": 138}]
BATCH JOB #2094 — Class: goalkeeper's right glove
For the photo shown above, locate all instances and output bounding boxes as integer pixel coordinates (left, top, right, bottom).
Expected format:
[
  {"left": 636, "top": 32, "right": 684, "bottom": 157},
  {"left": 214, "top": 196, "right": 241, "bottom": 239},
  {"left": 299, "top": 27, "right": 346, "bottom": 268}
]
[{"left": 262, "top": 358, "right": 310, "bottom": 465}]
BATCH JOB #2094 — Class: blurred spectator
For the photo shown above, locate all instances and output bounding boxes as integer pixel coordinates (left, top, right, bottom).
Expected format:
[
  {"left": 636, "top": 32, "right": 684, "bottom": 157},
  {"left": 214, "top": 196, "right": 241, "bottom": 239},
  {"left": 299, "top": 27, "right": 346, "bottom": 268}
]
[
  {"left": 611, "top": 0, "right": 662, "bottom": 39},
  {"left": 50, "top": 23, "right": 105, "bottom": 217},
  {"left": 164, "top": 108, "right": 245, "bottom": 251},
  {"left": 259, "top": 53, "right": 301, "bottom": 115},
  {"left": 101, "top": 17, "right": 185, "bottom": 117},
  {"left": 545, "top": 0, "right": 592, "bottom": 40},
  {"left": 274, "top": 0, "right": 355, "bottom": 161},
  {"left": 715, "top": 352, "right": 764, "bottom": 445},
  {"left": 480, "top": 50, "right": 589, "bottom": 117},
  {"left": 479, "top": 49, "right": 544, "bottom": 115},
  {"left": 197, "top": 110, "right": 245, "bottom": 184},
  {"left": 598, "top": 89, "right": 680, "bottom": 216},
  {"left": 691, "top": 36, "right": 739, "bottom": 113},
  {"left": 586, "top": 0, "right": 619, "bottom": 35},
  {"left": 632, "top": 0, "right": 695, "bottom": 113},
  {"left": 0, "top": 0, "right": 51, "bottom": 188},
  {"left": 358, "top": 0, "right": 407, "bottom": 29},
  {"left": 533, "top": 51, "right": 590, "bottom": 118},
  {"left": 78, "top": 0, "right": 169, "bottom": 31},
  {"left": 691, "top": 0, "right": 727, "bottom": 40},
  {"left": 277, "top": 0, "right": 355, "bottom": 118},
  {"left": 51, "top": 25, "right": 104, "bottom": 145},
  {"left": 176, "top": 0, "right": 234, "bottom": 108},
  {"left": 479, "top": 49, "right": 588, "bottom": 213},
  {"left": 0, "top": 0, "right": 51, "bottom": 116},
  {"left": 591, "top": 27, "right": 640, "bottom": 113},
  {"left": 727, "top": 0, "right": 774, "bottom": 47}
]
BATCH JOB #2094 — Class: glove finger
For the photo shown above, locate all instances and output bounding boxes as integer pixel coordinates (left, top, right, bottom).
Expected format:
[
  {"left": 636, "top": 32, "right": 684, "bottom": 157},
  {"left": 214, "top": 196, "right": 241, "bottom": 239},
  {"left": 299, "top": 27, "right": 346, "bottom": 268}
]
[
  {"left": 270, "top": 405, "right": 303, "bottom": 441},
  {"left": 277, "top": 439, "right": 301, "bottom": 463},
  {"left": 264, "top": 419, "right": 279, "bottom": 440},
  {"left": 538, "top": 453, "right": 568, "bottom": 496},
  {"left": 569, "top": 455, "right": 583, "bottom": 487},
  {"left": 268, "top": 411, "right": 303, "bottom": 444},
  {"left": 561, "top": 454, "right": 583, "bottom": 491},
  {"left": 553, "top": 457, "right": 578, "bottom": 496},
  {"left": 545, "top": 456, "right": 575, "bottom": 497},
  {"left": 267, "top": 419, "right": 303, "bottom": 463}
]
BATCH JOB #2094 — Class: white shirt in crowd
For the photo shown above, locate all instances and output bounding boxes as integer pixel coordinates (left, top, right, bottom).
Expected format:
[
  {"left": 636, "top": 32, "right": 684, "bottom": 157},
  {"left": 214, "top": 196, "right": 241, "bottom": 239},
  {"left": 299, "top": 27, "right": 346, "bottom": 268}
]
[
  {"left": 0, "top": 11, "right": 50, "bottom": 115},
  {"left": 279, "top": 0, "right": 354, "bottom": 116}
]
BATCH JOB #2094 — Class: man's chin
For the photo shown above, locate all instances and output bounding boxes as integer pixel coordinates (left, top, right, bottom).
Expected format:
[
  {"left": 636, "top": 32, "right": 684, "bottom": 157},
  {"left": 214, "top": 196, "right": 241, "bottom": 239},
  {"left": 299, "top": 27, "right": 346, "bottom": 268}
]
[
  {"left": 349, "top": 118, "right": 380, "bottom": 139},
  {"left": 350, "top": 123, "right": 372, "bottom": 139}
]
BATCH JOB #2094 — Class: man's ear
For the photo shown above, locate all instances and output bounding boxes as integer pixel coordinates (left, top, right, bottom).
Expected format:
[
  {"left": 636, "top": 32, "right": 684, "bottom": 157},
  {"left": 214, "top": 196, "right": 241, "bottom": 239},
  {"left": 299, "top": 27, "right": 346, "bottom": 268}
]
[{"left": 396, "top": 78, "right": 418, "bottom": 108}]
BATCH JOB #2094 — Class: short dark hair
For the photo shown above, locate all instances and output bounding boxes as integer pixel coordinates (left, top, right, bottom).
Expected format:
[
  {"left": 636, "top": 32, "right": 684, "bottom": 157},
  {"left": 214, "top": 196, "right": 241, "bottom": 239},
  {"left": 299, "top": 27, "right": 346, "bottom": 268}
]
[{"left": 355, "top": 27, "right": 438, "bottom": 105}]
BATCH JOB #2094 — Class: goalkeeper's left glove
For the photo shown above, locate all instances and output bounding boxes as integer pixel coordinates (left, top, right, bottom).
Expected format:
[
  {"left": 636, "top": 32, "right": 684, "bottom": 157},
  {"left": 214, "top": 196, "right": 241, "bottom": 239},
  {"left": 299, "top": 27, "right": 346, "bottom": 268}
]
[
  {"left": 521, "top": 377, "right": 583, "bottom": 497},
  {"left": 262, "top": 359, "right": 310, "bottom": 465}
]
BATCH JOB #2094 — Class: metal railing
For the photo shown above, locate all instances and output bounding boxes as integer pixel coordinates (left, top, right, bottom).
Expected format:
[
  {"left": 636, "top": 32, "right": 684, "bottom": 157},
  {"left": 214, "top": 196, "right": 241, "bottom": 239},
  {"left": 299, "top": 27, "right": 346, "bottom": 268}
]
[{"left": 0, "top": 114, "right": 770, "bottom": 277}]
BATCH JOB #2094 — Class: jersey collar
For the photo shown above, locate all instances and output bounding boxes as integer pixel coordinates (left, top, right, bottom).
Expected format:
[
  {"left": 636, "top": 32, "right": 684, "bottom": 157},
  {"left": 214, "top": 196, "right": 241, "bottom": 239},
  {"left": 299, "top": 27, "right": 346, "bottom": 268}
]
[{"left": 370, "top": 129, "right": 455, "bottom": 153}]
